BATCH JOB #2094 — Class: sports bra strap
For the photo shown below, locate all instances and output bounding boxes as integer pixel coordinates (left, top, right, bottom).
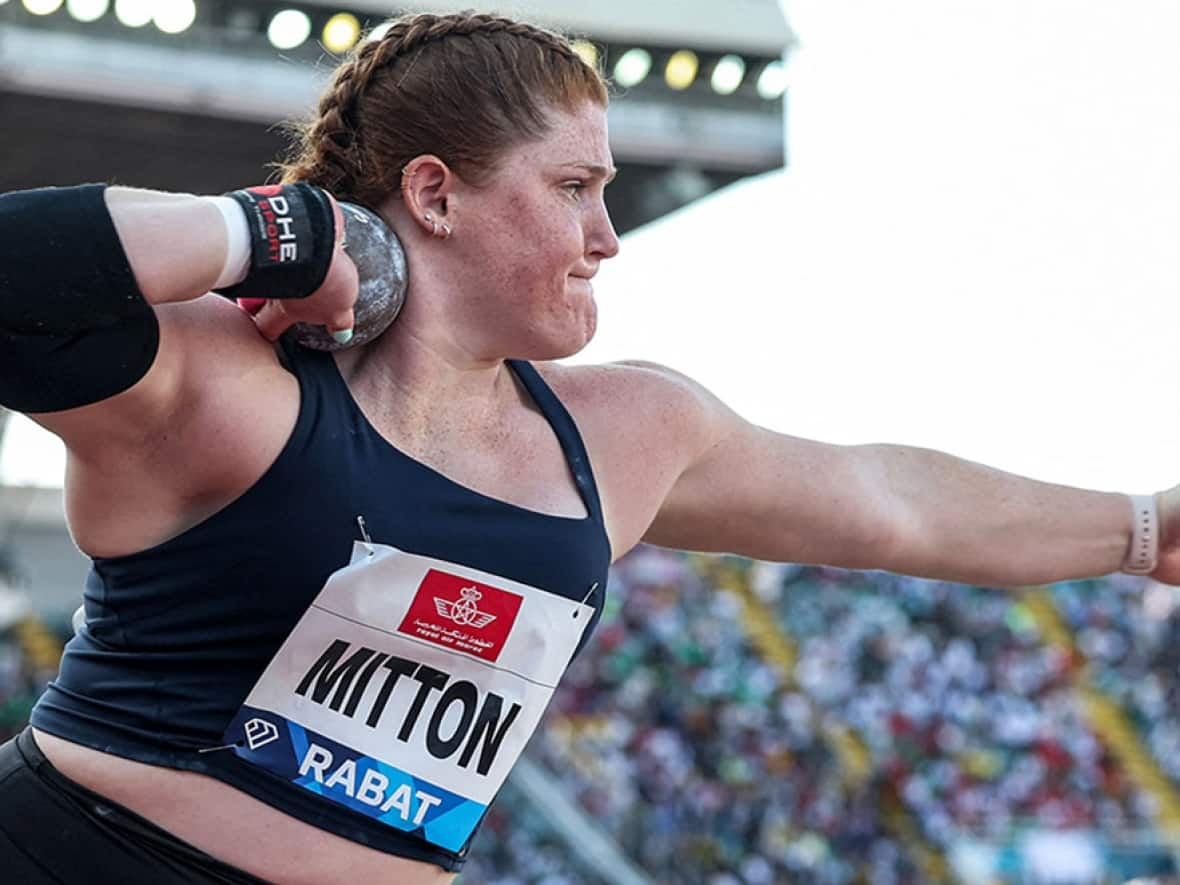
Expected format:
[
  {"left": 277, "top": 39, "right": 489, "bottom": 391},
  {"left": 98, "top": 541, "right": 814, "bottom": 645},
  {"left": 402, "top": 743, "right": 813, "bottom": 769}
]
[{"left": 506, "top": 359, "right": 604, "bottom": 524}]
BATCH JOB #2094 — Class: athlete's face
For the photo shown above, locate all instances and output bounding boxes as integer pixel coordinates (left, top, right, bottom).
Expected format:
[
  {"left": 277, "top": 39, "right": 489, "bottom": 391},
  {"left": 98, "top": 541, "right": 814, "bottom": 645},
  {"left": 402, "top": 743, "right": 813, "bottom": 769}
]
[{"left": 454, "top": 102, "right": 620, "bottom": 360}]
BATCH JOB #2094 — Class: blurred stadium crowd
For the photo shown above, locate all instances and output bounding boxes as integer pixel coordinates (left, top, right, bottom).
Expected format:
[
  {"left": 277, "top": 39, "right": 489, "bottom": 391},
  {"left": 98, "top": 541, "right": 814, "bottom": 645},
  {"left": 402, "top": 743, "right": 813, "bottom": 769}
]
[
  {"left": 463, "top": 549, "right": 1180, "bottom": 884},
  {"left": 5, "top": 547, "right": 1180, "bottom": 883}
]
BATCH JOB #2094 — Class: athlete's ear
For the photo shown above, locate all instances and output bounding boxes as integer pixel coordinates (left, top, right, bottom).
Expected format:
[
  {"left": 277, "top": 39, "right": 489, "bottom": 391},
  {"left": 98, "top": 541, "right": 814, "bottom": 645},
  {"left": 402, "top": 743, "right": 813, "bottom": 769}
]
[{"left": 398, "top": 154, "right": 455, "bottom": 236}]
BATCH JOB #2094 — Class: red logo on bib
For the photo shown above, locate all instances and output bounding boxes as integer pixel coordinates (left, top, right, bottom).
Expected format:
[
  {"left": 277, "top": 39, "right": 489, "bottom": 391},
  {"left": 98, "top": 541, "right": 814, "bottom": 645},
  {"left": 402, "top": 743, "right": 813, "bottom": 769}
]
[{"left": 398, "top": 569, "right": 523, "bottom": 662}]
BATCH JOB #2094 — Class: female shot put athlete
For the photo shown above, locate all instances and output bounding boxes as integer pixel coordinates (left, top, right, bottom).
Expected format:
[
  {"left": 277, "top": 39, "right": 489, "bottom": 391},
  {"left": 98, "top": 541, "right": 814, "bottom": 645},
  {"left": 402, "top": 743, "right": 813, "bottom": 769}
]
[{"left": 1, "top": 11, "right": 1178, "bottom": 884}]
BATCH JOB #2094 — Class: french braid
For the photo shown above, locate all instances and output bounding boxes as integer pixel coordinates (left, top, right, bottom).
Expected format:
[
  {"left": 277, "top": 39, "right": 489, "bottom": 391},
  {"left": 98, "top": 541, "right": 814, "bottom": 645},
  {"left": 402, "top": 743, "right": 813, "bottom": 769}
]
[{"left": 279, "top": 12, "right": 606, "bottom": 206}]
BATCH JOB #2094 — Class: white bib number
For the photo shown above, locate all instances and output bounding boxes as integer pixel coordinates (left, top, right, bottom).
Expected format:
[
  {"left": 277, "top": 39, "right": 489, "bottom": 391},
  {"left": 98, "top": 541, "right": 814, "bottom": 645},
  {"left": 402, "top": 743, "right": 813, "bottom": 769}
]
[{"left": 222, "top": 542, "right": 593, "bottom": 853}]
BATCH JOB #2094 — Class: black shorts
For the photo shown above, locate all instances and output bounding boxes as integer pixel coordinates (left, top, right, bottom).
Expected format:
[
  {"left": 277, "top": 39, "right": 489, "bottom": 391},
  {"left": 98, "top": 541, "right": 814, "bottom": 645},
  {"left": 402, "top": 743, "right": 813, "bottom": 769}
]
[{"left": 0, "top": 729, "right": 268, "bottom": 884}]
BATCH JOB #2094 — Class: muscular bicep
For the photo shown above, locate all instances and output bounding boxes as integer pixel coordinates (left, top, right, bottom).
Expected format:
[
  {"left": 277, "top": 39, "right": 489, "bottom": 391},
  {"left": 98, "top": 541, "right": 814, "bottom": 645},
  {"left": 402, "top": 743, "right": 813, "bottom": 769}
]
[
  {"left": 529, "top": 361, "right": 899, "bottom": 568},
  {"left": 640, "top": 389, "right": 899, "bottom": 568}
]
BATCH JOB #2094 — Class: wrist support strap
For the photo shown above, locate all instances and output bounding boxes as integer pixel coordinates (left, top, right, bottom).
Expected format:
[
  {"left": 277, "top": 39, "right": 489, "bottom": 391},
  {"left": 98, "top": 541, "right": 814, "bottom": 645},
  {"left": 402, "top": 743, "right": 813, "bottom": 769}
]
[
  {"left": 1122, "top": 494, "right": 1160, "bottom": 575},
  {"left": 213, "top": 183, "right": 336, "bottom": 301},
  {"left": 0, "top": 183, "right": 159, "bottom": 413},
  {"left": 208, "top": 195, "right": 252, "bottom": 289}
]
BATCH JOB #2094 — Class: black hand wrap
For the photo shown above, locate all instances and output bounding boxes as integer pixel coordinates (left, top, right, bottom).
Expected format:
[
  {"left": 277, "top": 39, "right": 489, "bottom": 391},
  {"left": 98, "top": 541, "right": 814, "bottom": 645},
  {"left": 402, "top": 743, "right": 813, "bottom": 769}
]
[
  {"left": 214, "top": 183, "right": 337, "bottom": 301},
  {"left": 0, "top": 183, "right": 160, "bottom": 413}
]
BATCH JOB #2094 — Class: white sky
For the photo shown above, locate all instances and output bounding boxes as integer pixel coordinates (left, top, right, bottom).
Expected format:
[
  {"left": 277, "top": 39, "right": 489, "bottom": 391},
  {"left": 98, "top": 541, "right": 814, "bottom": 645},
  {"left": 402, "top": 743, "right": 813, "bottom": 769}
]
[
  {"left": 4, "top": 0, "right": 1180, "bottom": 493},
  {"left": 576, "top": 0, "right": 1180, "bottom": 493}
]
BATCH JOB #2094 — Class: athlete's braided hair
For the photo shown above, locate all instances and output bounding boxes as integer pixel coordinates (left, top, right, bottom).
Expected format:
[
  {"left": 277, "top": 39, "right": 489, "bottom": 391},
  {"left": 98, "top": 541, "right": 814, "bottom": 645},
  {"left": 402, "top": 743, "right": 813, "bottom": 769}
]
[{"left": 279, "top": 12, "right": 607, "bottom": 206}]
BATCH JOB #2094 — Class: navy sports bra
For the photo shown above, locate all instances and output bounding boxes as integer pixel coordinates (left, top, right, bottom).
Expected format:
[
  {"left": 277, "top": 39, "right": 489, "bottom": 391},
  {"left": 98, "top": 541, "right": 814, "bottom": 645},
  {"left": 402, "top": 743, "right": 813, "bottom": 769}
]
[{"left": 31, "top": 340, "right": 611, "bottom": 871}]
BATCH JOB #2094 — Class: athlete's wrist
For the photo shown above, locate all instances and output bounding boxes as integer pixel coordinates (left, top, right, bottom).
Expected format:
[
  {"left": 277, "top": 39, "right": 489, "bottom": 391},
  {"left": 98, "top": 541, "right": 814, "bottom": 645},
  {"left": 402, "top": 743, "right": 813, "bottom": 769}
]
[{"left": 212, "top": 183, "right": 338, "bottom": 302}]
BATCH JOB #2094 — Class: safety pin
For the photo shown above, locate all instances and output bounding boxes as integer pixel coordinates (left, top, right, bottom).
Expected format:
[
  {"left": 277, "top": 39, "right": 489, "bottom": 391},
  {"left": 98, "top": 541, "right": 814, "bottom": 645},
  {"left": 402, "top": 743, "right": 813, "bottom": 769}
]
[
  {"left": 572, "top": 582, "right": 599, "bottom": 619},
  {"left": 197, "top": 742, "right": 239, "bottom": 754},
  {"left": 356, "top": 515, "right": 375, "bottom": 557}
]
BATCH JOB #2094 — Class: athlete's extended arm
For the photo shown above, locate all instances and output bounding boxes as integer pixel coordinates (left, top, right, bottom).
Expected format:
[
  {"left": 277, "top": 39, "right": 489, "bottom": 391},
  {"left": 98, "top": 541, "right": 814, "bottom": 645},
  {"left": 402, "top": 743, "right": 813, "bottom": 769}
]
[{"left": 633, "top": 362, "right": 1178, "bottom": 587}]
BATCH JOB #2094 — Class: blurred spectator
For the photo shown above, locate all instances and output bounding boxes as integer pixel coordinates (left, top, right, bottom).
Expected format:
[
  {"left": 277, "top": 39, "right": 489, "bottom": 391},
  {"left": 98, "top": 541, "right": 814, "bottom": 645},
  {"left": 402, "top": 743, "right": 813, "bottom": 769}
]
[
  {"left": 526, "top": 550, "right": 925, "bottom": 884},
  {"left": 772, "top": 567, "right": 1154, "bottom": 848},
  {"left": 0, "top": 554, "right": 61, "bottom": 741}
]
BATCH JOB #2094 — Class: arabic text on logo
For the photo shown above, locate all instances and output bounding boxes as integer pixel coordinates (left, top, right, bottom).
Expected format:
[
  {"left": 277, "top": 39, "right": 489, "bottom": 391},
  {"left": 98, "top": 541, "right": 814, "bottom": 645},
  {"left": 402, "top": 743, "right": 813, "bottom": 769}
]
[
  {"left": 400, "top": 569, "right": 523, "bottom": 662},
  {"left": 435, "top": 585, "right": 497, "bottom": 629}
]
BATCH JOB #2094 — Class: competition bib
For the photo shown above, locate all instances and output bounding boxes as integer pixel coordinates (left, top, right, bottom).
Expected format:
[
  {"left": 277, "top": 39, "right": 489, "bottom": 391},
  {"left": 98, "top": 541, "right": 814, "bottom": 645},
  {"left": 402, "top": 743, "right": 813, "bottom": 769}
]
[{"left": 221, "top": 542, "right": 594, "bottom": 852}]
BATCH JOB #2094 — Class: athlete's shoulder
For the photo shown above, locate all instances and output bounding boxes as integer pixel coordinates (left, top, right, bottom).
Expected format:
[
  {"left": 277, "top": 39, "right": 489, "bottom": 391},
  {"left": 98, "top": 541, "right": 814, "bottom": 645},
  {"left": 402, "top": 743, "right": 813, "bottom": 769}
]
[
  {"left": 538, "top": 359, "right": 719, "bottom": 414},
  {"left": 532, "top": 359, "right": 724, "bottom": 453}
]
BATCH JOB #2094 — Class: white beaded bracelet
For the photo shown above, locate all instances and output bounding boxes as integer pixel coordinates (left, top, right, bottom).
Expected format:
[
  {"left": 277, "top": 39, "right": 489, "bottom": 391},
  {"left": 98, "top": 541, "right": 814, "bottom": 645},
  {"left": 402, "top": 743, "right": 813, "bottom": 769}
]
[{"left": 1122, "top": 494, "right": 1159, "bottom": 575}]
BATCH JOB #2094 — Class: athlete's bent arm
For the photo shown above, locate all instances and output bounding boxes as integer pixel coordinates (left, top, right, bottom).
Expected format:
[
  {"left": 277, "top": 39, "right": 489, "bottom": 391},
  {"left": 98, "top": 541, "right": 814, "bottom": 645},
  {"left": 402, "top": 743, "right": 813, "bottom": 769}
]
[
  {"left": 632, "top": 361, "right": 1177, "bottom": 587},
  {"left": 0, "top": 185, "right": 352, "bottom": 440},
  {"left": 0, "top": 183, "right": 360, "bottom": 556},
  {"left": 0, "top": 187, "right": 224, "bottom": 442}
]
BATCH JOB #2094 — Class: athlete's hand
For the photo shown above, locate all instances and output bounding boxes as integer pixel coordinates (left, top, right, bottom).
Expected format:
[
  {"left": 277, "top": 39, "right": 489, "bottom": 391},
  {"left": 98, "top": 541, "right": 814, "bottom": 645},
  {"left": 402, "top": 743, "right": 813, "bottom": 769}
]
[
  {"left": 238, "top": 196, "right": 359, "bottom": 343},
  {"left": 1152, "top": 485, "right": 1180, "bottom": 585}
]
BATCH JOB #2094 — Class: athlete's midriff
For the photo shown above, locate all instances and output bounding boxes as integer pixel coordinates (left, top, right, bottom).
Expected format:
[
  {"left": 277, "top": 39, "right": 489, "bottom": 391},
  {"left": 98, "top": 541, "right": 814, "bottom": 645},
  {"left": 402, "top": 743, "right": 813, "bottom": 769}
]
[{"left": 32, "top": 729, "right": 457, "bottom": 885}]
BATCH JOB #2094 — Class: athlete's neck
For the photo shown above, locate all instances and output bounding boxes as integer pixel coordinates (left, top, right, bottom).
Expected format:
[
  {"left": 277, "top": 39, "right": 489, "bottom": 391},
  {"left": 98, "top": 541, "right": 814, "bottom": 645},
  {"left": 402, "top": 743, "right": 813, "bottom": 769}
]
[{"left": 335, "top": 322, "right": 520, "bottom": 435}]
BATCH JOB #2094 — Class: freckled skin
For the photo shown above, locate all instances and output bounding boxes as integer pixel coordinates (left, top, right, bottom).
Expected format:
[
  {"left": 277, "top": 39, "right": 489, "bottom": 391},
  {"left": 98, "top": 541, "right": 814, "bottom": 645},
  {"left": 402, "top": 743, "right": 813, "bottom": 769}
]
[
  {"left": 381, "top": 102, "right": 620, "bottom": 364},
  {"left": 459, "top": 103, "right": 617, "bottom": 359}
]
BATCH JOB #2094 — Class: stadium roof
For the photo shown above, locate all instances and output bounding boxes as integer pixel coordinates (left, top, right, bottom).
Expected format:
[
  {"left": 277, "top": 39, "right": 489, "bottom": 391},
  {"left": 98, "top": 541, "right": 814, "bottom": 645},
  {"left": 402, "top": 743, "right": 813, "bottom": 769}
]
[{"left": 302, "top": 0, "right": 796, "bottom": 55}]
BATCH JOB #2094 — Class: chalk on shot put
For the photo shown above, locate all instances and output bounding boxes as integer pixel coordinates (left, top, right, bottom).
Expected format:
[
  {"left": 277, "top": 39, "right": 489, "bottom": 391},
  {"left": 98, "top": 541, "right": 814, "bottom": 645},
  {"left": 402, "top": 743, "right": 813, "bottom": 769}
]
[{"left": 288, "top": 202, "right": 408, "bottom": 352}]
